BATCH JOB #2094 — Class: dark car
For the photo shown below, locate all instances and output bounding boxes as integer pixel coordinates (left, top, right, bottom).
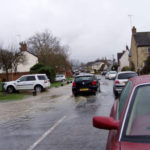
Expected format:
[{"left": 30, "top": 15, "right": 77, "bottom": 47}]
[
  {"left": 102, "top": 71, "right": 107, "bottom": 76},
  {"left": 93, "top": 75, "right": 150, "bottom": 150},
  {"left": 72, "top": 74, "right": 100, "bottom": 96}
]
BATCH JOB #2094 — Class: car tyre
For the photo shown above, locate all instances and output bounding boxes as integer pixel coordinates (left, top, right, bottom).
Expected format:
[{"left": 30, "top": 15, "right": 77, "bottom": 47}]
[
  {"left": 35, "top": 85, "right": 42, "bottom": 93},
  {"left": 73, "top": 92, "right": 77, "bottom": 97},
  {"left": 7, "top": 86, "right": 14, "bottom": 94},
  {"left": 114, "top": 91, "right": 119, "bottom": 98},
  {"left": 98, "top": 86, "right": 101, "bottom": 93}
]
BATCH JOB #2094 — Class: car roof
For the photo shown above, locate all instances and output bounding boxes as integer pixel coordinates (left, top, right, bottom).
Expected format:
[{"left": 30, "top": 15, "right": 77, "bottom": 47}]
[
  {"left": 23, "top": 74, "right": 46, "bottom": 76},
  {"left": 129, "top": 75, "right": 150, "bottom": 87},
  {"left": 117, "top": 71, "right": 136, "bottom": 74},
  {"left": 75, "top": 73, "right": 94, "bottom": 77}
]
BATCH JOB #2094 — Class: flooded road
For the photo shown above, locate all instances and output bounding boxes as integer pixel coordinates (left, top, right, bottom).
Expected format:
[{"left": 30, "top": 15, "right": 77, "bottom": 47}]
[{"left": 0, "top": 76, "right": 114, "bottom": 150}]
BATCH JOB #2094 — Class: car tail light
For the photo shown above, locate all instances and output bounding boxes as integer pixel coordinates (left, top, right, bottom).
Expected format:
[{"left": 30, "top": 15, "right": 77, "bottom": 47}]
[
  {"left": 115, "top": 80, "right": 120, "bottom": 84},
  {"left": 72, "top": 82, "right": 76, "bottom": 87},
  {"left": 92, "top": 81, "right": 96, "bottom": 85}
]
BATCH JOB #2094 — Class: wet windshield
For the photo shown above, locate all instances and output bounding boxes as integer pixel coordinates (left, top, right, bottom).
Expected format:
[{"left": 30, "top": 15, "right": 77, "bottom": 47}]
[
  {"left": 118, "top": 73, "right": 137, "bottom": 79},
  {"left": 126, "top": 85, "right": 150, "bottom": 136},
  {"left": 75, "top": 76, "right": 93, "bottom": 82}
]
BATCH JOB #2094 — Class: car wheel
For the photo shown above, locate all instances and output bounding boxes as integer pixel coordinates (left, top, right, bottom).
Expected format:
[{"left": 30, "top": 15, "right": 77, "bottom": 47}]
[
  {"left": 7, "top": 86, "right": 14, "bottom": 94},
  {"left": 35, "top": 85, "right": 42, "bottom": 93},
  {"left": 98, "top": 86, "right": 101, "bottom": 93},
  {"left": 73, "top": 92, "right": 77, "bottom": 97},
  {"left": 114, "top": 91, "right": 119, "bottom": 98}
]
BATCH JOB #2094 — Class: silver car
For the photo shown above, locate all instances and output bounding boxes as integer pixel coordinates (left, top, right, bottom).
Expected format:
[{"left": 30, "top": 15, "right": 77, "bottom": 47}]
[{"left": 113, "top": 71, "right": 137, "bottom": 97}]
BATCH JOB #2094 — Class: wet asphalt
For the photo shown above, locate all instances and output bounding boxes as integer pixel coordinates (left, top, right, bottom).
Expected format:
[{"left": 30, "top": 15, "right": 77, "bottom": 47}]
[{"left": 0, "top": 76, "right": 114, "bottom": 150}]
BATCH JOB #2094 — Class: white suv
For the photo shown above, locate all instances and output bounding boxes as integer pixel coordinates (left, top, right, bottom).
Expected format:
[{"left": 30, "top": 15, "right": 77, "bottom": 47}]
[{"left": 3, "top": 74, "right": 50, "bottom": 94}]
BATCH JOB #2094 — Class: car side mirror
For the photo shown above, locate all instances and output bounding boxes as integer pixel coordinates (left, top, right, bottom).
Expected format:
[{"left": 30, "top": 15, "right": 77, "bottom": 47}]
[
  {"left": 93, "top": 116, "right": 119, "bottom": 130},
  {"left": 17, "top": 80, "right": 20, "bottom": 82}
]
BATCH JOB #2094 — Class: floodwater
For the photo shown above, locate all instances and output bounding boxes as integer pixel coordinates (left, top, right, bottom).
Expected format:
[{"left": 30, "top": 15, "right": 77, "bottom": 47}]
[{"left": 0, "top": 76, "right": 114, "bottom": 150}]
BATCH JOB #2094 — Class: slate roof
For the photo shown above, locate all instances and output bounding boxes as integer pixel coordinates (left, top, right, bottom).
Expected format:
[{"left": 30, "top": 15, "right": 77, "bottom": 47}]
[
  {"left": 117, "top": 52, "right": 124, "bottom": 63},
  {"left": 134, "top": 32, "right": 150, "bottom": 47}
]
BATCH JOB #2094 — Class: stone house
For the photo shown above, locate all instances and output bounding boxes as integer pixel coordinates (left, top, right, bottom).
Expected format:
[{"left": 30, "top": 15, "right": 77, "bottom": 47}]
[
  {"left": 117, "top": 48, "right": 129, "bottom": 72},
  {"left": 0, "top": 43, "right": 38, "bottom": 81},
  {"left": 129, "top": 26, "right": 150, "bottom": 73}
]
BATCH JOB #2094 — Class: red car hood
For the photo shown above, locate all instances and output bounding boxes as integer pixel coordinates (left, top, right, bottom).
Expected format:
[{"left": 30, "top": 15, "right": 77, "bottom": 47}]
[{"left": 121, "top": 142, "right": 150, "bottom": 150}]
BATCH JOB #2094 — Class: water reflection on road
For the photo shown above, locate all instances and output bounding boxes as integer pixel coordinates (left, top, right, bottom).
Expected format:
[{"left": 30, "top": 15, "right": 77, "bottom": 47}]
[{"left": 0, "top": 76, "right": 115, "bottom": 150}]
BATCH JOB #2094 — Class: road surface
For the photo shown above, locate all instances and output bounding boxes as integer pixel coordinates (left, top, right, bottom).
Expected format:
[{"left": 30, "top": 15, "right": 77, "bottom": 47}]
[{"left": 0, "top": 76, "right": 114, "bottom": 150}]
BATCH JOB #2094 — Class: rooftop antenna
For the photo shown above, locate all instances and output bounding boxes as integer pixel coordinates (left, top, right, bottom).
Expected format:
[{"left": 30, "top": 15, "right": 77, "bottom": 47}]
[{"left": 128, "top": 14, "right": 133, "bottom": 28}]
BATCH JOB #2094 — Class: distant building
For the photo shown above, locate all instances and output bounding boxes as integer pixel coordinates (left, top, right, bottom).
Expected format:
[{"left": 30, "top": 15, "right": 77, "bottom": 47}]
[{"left": 117, "top": 48, "right": 129, "bottom": 72}]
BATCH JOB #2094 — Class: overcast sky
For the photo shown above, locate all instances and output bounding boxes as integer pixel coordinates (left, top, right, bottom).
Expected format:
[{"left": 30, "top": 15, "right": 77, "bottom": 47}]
[{"left": 0, "top": 0, "right": 150, "bottom": 62}]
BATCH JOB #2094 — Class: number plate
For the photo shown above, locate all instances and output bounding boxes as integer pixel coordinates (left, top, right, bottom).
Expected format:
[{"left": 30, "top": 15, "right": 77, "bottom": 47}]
[{"left": 80, "top": 88, "right": 89, "bottom": 91}]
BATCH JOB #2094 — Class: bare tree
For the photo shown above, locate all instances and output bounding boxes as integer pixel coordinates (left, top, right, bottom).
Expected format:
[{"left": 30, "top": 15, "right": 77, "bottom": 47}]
[
  {"left": 12, "top": 50, "right": 26, "bottom": 73},
  {"left": 0, "top": 49, "right": 13, "bottom": 81},
  {"left": 27, "top": 30, "right": 71, "bottom": 73},
  {"left": 0, "top": 46, "right": 26, "bottom": 81}
]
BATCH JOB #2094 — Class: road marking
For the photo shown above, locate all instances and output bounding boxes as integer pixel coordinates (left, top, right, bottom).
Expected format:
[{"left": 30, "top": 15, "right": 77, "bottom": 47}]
[{"left": 27, "top": 116, "right": 66, "bottom": 150}]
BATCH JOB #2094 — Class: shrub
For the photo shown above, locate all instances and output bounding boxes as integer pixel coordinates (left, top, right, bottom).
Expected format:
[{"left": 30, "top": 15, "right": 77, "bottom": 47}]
[
  {"left": 121, "top": 66, "right": 132, "bottom": 71},
  {"left": 38, "top": 66, "right": 56, "bottom": 82},
  {"left": 30, "top": 63, "right": 56, "bottom": 82},
  {"left": 141, "top": 56, "right": 150, "bottom": 75},
  {"left": 30, "top": 63, "right": 45, "bottom": 73}
]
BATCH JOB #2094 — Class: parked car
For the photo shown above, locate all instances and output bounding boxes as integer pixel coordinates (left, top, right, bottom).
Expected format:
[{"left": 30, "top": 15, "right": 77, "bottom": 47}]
[
  {"left": 72, "top": 73, "right": 100, "bottom": 96},
  {"left": 55, "top": 74, "right": 66, "bottom": 82},
  {"left": 113, "top": 71, "right": 137, "bottom": 97},
  {"left": 101, "top": 71, "right": 107, "bottom": 76},
  {"left": 105, "top": 71, "right": 110, "bottom": 79},
  {"left": 93, "top": 75, "right": 150, "bottom": 150},
  {"left": 108, "top": 71, "right": 117, "bottom": 80},
  {"left": 3, "top": 74, "right": 50, "bottom": 94}
]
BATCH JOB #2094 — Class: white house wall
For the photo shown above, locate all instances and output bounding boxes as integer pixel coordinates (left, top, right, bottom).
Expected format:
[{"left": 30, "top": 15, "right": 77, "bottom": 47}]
[
  {"left": 17, "top": 51, "right": 38, "bottom": 72},
  {"left": 118, "top": 51, "right": 129, "bottom": 72}
]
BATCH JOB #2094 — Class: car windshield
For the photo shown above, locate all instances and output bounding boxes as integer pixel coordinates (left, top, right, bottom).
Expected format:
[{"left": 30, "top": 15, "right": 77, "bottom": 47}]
[
  {"left": 75, "top": 76, "right": 93, "bottom": 82},
  {"left": 125, "top": 85, "right": 150, "bottom": 136},
  {"left": 118, "top": 73, "right": 137, "bottom": 79},
  {"left": 110, "top": 71, "right": 116, "bottom": 74}
]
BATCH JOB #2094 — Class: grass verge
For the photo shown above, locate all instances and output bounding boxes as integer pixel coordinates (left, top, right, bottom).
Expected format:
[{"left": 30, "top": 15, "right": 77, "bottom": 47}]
[
  {"left": 51, "top": 82, "right": 66, "bottom": 88},
  {"left": 0, "top": 92, "right": 29, "bottom": 101},
  {"left": 0, "top": 82, "right": 2, "bottom": 92}
]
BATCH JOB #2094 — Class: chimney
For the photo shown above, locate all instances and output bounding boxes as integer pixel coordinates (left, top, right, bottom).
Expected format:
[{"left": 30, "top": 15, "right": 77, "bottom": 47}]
[
  {"left": 20, "top": 42, "right": 27, "bottom": 51},
  {"left": 132, "top": 26, "right": 136, "bottom": 34}
]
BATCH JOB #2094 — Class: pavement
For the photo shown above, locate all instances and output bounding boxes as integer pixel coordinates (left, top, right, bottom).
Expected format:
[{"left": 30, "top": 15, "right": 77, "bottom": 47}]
[{"left": 0, "top": 76, "right": 115, "bottom": 150}]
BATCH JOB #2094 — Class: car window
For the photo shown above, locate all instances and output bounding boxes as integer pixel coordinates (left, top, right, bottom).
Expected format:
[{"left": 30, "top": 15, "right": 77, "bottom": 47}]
[
  {"left": 118, "top": 73, "right": 137, "bottom": 79},
  {"left": 75, "top": 76, "right": 93, "bottom": 82},
  {"left": 26, "top": 76, "right": 36, "bottom": 81},
  {"left": 118, "top": 81, "right": 132, "bottom": 118},
  {"left": 126, "top": 85, "right": 150, "bottom": 136},
  {"left": 19, "top": 76, "right": 27, "bottom": 82},
  {"left": 110, "top": 71, "right": 116, "bottom": 74},
  {"left": 38, "top": 75, "right": 46, "bottom": 80}
]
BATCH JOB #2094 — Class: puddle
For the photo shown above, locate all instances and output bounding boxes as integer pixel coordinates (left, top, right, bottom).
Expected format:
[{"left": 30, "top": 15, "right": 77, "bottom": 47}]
[{"left": 49, "top": 94, "right": 61, "bottom": 99}]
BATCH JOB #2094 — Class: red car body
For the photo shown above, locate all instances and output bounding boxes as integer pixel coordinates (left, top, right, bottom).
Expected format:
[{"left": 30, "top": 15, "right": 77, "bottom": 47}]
[{"left": 93, "top": 75, "right": 150, "bottom": 150}]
